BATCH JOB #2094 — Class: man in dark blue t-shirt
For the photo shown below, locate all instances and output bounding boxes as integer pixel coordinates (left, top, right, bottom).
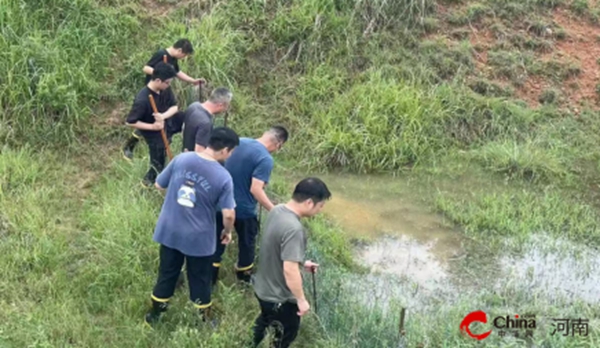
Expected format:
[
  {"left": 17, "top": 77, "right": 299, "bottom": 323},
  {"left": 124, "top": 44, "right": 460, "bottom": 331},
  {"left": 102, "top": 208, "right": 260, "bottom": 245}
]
[
  {"left": 145, "top": 127, "right": 239, "bottom": 326},
  {"left": 212, "top": 126, "right": 289, "bottom": 285}
]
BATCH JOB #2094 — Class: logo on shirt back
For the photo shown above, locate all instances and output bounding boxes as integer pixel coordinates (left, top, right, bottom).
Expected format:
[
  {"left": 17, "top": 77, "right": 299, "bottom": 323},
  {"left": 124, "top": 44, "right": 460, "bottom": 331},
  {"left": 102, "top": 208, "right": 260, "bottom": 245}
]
[{"left": 177, "top": 182, "right": 197, "bottom": 208}]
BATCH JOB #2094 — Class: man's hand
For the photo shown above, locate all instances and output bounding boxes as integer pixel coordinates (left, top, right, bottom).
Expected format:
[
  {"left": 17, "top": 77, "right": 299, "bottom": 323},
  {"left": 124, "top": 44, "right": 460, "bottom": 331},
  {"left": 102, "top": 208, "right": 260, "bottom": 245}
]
[
  {"left": 297, "top": 298, "right": 310, "bottom": 316},
  {"left": 193, "top": 78, "right": 206, "bottom": 86},
  {"left": 220, "top": 230, "right": 232, "bottom": 245},
  {"left": 303, "top": 260, "right": 319, "bottom": 274},
  {"left": 153, "top": 113, "right": 166, "bottom": 122},
  {"left": 152, "top": 121, "right": 164, "bottom": 131}
]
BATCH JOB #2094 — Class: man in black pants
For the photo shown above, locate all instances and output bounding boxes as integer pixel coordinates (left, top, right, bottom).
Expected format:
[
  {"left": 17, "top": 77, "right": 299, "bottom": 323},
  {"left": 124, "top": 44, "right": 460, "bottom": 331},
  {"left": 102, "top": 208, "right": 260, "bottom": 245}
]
[
  {"left": 126, "top": 62, "right": 180, "bottom": 187},
  {"left": 252, "top": 177, "right": 331, "bottom": 348},
  {"left": 145, "top": 127, "right": 239, "bottom": 326},
  {"left": 211, "top": 126, "right": 289, "bottom": 285},
  {"left": 122, "top": 38, "right": 204, "bottom": 160}
]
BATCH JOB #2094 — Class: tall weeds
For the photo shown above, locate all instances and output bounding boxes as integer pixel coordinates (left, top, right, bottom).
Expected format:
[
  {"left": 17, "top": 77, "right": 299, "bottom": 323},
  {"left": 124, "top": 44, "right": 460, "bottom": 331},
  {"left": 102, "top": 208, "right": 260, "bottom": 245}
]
[{"left": 0, "top": 0, "right": 141, "bottom": 145}]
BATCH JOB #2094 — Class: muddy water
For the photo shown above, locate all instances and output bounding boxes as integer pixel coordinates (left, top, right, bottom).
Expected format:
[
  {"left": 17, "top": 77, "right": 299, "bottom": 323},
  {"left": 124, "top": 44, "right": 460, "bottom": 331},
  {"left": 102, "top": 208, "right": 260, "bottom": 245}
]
[
  {"left": 318, "top": 173, "right": 600, "bottom": 307},
  {"left": 498, "top": 234, "right": 600, "bottom": 304},
  {"left": 319, "top": 174, "right": 465, "bottom": 291}
]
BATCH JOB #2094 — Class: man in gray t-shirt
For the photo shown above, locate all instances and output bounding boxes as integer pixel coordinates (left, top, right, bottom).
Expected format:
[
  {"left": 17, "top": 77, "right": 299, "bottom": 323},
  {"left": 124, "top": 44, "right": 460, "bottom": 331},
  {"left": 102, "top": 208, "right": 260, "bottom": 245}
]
[
  {"left": 252, "top": 177, "right": 332, "bottom": 348},
  {"left": 181, "top": 87, "right": 232, "bottom": 153}
]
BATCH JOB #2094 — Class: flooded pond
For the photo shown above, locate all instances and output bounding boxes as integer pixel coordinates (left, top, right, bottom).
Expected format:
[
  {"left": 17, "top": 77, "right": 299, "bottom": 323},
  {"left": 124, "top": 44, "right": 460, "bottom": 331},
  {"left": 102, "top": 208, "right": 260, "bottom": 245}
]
[
  {"left": 317, "top": 173, "right": 600, "bottom": 308},
  {"left": 498, "top": 234, "right": 600, "bottom": 304}
]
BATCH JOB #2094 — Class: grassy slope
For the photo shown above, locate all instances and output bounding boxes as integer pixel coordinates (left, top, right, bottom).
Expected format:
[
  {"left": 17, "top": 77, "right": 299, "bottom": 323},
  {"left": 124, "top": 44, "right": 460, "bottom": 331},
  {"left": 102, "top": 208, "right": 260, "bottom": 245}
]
[{"left": 2, "top": 0, "right": 600, "bottom": 346}]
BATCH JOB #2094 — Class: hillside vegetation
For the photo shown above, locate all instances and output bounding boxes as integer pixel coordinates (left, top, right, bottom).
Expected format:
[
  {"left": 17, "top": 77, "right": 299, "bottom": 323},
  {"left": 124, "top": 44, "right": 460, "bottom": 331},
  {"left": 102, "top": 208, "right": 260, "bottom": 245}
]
[{"left": 1, "top": 0, "right": 600, "bottom": 347}]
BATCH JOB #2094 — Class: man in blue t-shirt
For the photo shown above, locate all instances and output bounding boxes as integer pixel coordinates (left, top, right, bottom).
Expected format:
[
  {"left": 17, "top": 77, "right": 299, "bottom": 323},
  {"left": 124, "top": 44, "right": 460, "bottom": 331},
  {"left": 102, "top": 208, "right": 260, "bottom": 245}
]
[
  {"left": 212, "top": 126, "right": 289, "bottom": 285},
  {"left": 145, "top": 127, "right": 240, "bottom": 326}
]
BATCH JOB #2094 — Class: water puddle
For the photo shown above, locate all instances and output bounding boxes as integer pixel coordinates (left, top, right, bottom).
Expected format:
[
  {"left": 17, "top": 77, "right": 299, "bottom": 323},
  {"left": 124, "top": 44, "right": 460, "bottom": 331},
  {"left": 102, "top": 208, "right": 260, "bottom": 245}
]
[
  {"left": 318, "top": 173, "right": 465, "bottom": 287},
  {"left": 497, "top": 234, "right": 600, "bottom": 304},
  {"left": 318, "top": 173, "right": 600, "bottom": 308},
  {"left": 357, "top": 235, "right": 449, "bottom": 288}
]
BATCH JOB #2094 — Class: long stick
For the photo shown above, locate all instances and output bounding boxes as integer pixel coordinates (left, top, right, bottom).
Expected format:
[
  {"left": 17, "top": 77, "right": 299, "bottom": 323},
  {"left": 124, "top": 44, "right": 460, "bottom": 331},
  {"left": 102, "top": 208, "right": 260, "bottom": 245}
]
[
  {"left": 399, "top": 307, "right": 406, "bottom": 334},
  {"left": 148, "top": 94, "right": 173, "bottom": 161},
  {"left": 398, "top": 307, "right": 407, "bottom": 347},
  {"left": 258, "top": 205, "right": 262, "bottom": 232},
  {"left": 312, "top": 270, "right": 318, "bottom": 315},
  {"left": 198, "top": 81, "right": 204, "bottom": 103}
]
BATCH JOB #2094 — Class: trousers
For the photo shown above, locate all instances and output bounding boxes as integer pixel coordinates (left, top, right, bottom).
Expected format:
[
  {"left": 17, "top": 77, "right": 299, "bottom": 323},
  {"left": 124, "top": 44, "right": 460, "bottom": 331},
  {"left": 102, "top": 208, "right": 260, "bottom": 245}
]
[
  {"left": 151, "top": 244, "right": 213, "bottom": 309},
  {"left": 212, "top": 212, "right": 259, "bottom": 280},
  {"left": 252, "top": 295, "right": 301, "bottom": 348}
]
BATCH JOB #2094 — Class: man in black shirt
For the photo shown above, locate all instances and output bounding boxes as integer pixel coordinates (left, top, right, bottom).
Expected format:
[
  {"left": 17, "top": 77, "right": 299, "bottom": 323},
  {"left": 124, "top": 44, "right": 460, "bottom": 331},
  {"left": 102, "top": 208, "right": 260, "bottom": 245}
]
[
  {"left": 126, "top": 62, "right": 179, "bottom": 187},
  {"left": 123, "top": 39, "right": 205, "bottom": 160}
]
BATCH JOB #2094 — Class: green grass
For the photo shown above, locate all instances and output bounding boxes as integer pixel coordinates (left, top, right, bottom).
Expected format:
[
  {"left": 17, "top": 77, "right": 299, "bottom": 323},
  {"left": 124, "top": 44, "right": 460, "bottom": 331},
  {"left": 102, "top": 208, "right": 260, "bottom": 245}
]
[
  {"left": 3, "top": 0, "right": 600, "bottom": 346},
  {"left": 0, "top": 0, "right": 143, "bottom": 145},
  {"left": 3, "top": 146, "right": 599, "bottom": 348}
]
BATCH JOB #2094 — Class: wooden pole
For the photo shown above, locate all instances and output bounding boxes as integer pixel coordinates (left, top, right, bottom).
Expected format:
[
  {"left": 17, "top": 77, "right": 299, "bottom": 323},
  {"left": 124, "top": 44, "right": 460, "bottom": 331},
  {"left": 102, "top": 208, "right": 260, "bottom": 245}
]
[{"left": 148, "top": 94, "right": 173, "bottom": 161}]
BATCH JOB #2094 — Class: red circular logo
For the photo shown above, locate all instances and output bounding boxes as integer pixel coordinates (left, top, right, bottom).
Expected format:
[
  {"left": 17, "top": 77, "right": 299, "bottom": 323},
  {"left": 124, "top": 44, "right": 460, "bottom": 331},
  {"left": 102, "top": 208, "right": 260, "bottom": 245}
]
[{"left": 460, "top": 310, "right": 492, "bottom": 340}]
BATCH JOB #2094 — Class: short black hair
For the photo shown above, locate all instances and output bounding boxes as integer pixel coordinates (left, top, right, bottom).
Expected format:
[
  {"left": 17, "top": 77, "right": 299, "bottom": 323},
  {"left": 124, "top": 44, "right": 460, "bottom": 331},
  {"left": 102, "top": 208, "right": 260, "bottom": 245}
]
[
  {"left": 151, "top": 62, "right": 177, "bottom": 81},
  {"left": 292, "top": 177, "right": 332, "bottom": 204},
  {"left": 270, "top": 125, "right": 289, "bottom": 143},
  {"left": 208, "top": 127, "right": 240, "bottom": 151},
  {"left": 173, "top": 39, "right": 194, "bottom": 54}
]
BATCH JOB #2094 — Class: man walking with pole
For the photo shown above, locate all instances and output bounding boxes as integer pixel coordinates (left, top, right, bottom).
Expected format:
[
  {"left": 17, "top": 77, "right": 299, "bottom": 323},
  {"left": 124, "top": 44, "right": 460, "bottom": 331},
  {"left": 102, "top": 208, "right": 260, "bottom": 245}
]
[
  {"left": 123, "top": 38, "right": 205, "bottom": 160},
  {"left": 211, "top": 126, "right": 289, "bottom": 285},
  {"left": 251, "top": 177, "right": 332, "bottom": 348},
  {"left": 144, "top": 127, "right": 240, "bottom": 326},
  {"left": 126, "top": 62, "right": 180, "bottom": 187}
]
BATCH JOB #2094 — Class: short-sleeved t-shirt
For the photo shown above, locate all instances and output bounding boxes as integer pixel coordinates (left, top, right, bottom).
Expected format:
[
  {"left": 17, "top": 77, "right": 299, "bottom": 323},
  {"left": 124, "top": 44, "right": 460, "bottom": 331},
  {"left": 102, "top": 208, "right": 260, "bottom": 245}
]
[
  {"left": 224, "top": 138, "right": 274, "bottom": 219},
  {"left": 153, "top": 152, "right": 235, "bottom": 257},
  {"left": 253, "top": 205, "right": 306, "bottom": 304},
  {"left": 182, "top": 102, "right": 213, "bottom": 152},
  {"left": 145, "top": 49, "right": 180, "bottom": 84},
  {"left": 126, "top": 86, "right": 177, "bottom": 139}
]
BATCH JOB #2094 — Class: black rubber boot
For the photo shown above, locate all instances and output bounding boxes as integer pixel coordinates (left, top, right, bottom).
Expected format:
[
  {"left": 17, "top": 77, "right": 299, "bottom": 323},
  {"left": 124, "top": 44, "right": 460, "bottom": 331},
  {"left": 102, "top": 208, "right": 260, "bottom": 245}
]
[
  {"left": 145, "top": 299, "right": 169, "bottom": 327},
  {"left": 122, "top": 136, "right": 139, "bottom": 161},
  {"left": 198, "top": 307, "right": 219, "bottom": 328},
  {"left": 235, "top": 269, "right": 252, "bottom": 284}
]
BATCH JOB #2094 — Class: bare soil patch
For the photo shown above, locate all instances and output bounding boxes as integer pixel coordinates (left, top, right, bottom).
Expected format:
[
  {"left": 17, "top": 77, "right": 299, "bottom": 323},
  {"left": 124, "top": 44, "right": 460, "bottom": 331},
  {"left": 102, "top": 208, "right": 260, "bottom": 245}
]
[{"left": 551, "top": 8, "right": 600, "bottom": 107}]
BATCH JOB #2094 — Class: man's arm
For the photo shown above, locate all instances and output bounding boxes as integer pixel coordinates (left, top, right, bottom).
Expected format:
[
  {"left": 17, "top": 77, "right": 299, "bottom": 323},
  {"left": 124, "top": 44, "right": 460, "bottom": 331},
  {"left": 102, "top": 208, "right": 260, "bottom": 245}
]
[
  {"left": 221, "top": 208, "right": 235, "bottom": 233},
  {"left": 128, "top": 120, "right": 163, "bottom": 131},
  {"left": 143, "top": 65, "right": 154, "bottom": 76},
  {"left": 283, "top": 261, "right": 305, "bottom": 300},
  {"left": 126, "top": 99, "right": 163, "bottom": 131},
  {"left": 176, "top": 71, "right": 202, "bottom": 85},
  {"left": 251, "top": 157, "right": 275, "bottom": 211},
  {"left": 154, "top": 105, "right": 179, "bottom": 121},
  {"left": 281, "top": 228, "right": 310, "bottom": 315},
  {"left": 154, "top": 89, "right": 179, "bottom": 121},
  {"left": 218, "top": 177, "right": 236, "bottom": 244},
  {"left": 250, "top": 178, "right": 275, "bottom": 212},
  {"left": 143, "top": 51, "right": 162, "bottom": 76}
]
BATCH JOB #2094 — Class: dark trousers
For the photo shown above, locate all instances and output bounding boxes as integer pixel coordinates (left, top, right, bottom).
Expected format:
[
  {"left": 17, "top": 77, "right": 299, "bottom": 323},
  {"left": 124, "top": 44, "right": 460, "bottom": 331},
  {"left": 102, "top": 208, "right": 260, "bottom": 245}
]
[
  {"left": 152, "top": 244, "right": 213, "bottom": 309},
  {"left": 143, "top": 136, "right": 168, "bottom": 184},
  {"left": 252, "top": 296, "right": 301, "bottom": 348},
  {"left": 213, "top": 212, "right": 259, "bottom": 271}
]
